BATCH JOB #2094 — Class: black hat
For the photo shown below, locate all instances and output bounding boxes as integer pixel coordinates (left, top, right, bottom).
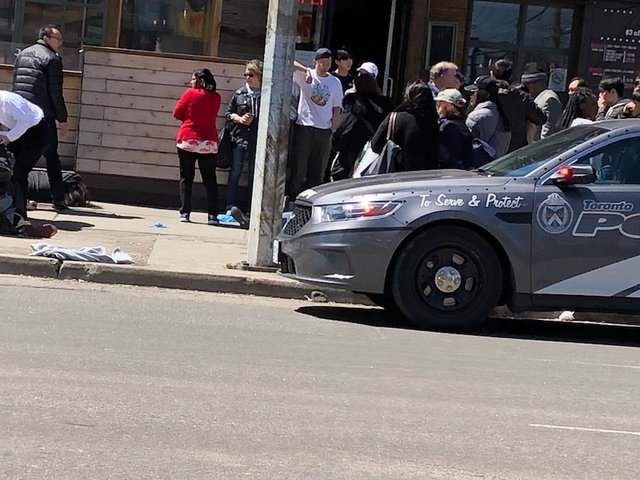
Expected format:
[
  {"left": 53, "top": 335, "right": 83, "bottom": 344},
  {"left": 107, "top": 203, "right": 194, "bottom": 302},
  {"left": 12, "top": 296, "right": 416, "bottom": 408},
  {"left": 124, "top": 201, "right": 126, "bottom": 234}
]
[
  {"left": 314, "top": 48, "right": 332, "bottom": 60},
  {"left": 464, "top": 75, "right": 496, "bottom": 93}
]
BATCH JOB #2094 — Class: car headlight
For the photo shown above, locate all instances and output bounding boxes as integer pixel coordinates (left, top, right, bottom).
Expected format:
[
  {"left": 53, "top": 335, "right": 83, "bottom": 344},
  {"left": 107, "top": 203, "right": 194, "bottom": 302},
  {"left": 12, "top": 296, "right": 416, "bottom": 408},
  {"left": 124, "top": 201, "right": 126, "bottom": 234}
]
[{"left": 317, "top": 201, "right": 403, "bottom": 222}]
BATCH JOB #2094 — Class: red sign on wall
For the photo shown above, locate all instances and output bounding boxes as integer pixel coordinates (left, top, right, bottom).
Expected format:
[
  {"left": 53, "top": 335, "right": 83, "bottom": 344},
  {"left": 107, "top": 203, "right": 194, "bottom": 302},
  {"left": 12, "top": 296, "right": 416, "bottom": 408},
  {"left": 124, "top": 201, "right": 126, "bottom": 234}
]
[{"left": 299, "top": 0, "right": 324, "bottom": 5}]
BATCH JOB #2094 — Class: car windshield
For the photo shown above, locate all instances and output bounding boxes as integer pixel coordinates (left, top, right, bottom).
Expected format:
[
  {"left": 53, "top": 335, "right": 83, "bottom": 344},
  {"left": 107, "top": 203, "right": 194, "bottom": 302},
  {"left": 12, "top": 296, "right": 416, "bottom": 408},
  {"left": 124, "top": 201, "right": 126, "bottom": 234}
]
[{"left": 480, "top": 126, "right": 608, "bottom": 177}]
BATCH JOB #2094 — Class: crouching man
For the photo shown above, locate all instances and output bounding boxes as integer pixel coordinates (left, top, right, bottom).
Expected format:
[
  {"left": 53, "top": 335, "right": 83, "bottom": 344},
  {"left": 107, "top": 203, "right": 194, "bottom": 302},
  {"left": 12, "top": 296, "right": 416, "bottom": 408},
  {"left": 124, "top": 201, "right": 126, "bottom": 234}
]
[
  {"left": 0, "top": 91, "right": 57, "bottom": 237},
  {"left": 0, "top": 90, "right": 55, "bottom": 219}
]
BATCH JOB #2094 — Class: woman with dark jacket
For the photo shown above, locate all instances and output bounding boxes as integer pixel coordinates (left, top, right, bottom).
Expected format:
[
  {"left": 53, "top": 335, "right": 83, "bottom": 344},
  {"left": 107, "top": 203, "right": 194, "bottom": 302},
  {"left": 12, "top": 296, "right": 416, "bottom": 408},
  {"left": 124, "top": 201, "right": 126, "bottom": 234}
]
[
  {"left": 225, "top": 59, "right": 263, "bottom": 213},
  {"left": 370, "top": 80, "right": 439, "bottom": 172},
  {"left": 173, "top": 68, "right": 221, "bottom": 225},
  {"left": 435, "top": 89, "right": 472, "bottom": 169},
  {"left": 330, "top": 71, "right": 393, "bottom": 179}
]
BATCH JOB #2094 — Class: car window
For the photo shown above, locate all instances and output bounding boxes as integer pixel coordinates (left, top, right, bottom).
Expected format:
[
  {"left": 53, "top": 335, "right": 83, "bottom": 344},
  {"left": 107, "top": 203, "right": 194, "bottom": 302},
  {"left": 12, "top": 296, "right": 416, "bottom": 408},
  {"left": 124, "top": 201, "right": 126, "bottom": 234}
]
[
  {"left": 481, "top": 126, "right": 607, "bottom": 176},
  {"left": 573, "top": 136, "right": 640, "bottom": 184}
]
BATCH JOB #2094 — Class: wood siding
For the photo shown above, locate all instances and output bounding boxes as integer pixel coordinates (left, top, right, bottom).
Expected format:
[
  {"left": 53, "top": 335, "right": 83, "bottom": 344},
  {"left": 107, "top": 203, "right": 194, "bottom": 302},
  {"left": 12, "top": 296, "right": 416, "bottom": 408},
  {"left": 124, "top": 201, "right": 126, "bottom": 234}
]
[
  {"left": 0, "top": 65, "right": 81, "bottom": 170},
  {"left": 76, "top": 47, "right": 246, "bottom": 184}
]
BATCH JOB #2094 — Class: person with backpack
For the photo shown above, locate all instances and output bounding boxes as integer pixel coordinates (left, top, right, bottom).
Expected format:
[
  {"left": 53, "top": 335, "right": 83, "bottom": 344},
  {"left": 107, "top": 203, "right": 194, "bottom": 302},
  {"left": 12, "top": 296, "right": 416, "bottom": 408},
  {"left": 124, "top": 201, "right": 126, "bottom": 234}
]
[
  {"left": 330, "top": 65, "right": 392, "bottom": 180},
  {"left": 465, "top": 75, "right": 511, "bottom": 159},
  {"left": 370, "top": 80, "right": 439, "bottom": 172}
]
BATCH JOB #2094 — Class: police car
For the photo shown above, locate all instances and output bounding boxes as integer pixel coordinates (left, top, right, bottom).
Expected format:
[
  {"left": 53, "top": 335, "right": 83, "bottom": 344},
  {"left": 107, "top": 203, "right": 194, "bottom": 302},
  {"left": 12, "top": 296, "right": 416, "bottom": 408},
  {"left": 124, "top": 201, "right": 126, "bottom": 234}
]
[{"left": 276, "top": 121, "right": 640, "bottom": 330}]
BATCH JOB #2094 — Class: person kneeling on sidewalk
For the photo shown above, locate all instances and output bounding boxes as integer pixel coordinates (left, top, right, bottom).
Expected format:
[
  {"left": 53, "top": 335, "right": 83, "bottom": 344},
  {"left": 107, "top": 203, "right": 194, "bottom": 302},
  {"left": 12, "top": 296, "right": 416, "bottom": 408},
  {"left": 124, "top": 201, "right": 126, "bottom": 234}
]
[
  {"left": 0, "top": 142, "right": 56, "bottom": 238},
  {"left": 0, "top": 180, "right": 57, "bottom": 238}
]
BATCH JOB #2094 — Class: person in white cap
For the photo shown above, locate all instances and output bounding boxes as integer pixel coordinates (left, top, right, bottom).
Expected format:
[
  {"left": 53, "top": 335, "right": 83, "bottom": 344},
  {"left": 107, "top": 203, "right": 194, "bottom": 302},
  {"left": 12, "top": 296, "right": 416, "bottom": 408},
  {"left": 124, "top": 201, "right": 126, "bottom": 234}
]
[
  {"left": 357, "top": 62, "right": 379, "bottom": 78},
  {"left": 343, "top": 62, "right": 380, "bottom": 96},
  {"left": 435, "top": 89, "right": 472, "bottom": 169},
  {"left": 330, "top": 66, "right": 393, "bottom": 179}
]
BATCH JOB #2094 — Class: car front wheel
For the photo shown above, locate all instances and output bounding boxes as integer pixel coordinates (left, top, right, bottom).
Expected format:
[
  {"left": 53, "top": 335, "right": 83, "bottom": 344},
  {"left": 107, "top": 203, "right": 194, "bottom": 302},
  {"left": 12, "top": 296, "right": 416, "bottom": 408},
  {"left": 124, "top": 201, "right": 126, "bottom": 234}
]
[{"left": 390, "top": 226, "right": 502, "bottom": 331}]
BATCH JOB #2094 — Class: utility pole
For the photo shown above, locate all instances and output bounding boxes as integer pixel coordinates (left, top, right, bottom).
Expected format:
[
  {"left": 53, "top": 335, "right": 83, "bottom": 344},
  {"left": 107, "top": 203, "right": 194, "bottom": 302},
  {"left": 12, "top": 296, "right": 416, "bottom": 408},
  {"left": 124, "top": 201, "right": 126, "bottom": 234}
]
[{"left": 247, "top": 0, "right": 297, "bottom": 267}]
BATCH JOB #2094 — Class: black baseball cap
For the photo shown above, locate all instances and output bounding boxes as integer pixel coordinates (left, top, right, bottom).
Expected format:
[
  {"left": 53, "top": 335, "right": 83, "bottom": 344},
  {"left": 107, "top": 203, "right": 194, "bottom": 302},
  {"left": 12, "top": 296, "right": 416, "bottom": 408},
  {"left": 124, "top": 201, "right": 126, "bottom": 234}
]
[
  {"left": 464, "top": 75, "right": 497, "bottom": 93},
  {"left": 314, "top": 48, "right": 332, "bottom": 60}
]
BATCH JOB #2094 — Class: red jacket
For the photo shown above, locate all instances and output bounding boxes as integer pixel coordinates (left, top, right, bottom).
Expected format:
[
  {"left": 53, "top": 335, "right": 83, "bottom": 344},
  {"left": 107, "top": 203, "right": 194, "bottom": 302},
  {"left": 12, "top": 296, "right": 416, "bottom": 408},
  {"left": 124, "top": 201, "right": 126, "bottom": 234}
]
[{"left": 173, "top": 88, "right": 221, "bottom": 143}]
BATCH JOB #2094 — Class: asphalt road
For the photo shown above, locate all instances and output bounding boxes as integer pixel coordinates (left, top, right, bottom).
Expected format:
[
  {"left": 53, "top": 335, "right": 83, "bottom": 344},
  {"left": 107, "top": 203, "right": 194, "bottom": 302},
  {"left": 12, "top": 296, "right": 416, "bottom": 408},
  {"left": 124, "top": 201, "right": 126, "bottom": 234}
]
[{"left": 1, "top": 275, "right": 640, "bottom": 479}]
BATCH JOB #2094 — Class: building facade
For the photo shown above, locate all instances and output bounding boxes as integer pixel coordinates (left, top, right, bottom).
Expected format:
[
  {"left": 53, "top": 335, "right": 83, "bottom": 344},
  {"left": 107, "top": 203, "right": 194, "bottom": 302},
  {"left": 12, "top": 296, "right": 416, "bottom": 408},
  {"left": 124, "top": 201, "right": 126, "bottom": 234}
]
[
  {"left": 3, "top": 0, "right": 640, "bottom": 91},
  {"left": 2, "top": 0, "right": 639, "bottom": 207}
]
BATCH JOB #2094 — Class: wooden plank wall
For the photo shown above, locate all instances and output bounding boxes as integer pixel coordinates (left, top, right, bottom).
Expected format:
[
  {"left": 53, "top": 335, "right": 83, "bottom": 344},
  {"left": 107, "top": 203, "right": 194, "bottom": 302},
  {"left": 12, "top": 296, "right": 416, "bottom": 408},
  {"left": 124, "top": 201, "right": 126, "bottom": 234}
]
[
  {"left": 0, "top": 65, "right": 81, "bottom": 170},
  {"left": 76, "top": 48, "right": 246, "bottom": 184}
]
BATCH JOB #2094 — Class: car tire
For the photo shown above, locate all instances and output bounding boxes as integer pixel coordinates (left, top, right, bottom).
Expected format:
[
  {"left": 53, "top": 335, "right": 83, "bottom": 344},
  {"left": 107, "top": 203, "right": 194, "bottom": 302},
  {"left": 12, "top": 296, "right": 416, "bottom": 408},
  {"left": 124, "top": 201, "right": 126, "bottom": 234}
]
[{"left": 390, "top": 226, "right": 502, "bottom": 331}]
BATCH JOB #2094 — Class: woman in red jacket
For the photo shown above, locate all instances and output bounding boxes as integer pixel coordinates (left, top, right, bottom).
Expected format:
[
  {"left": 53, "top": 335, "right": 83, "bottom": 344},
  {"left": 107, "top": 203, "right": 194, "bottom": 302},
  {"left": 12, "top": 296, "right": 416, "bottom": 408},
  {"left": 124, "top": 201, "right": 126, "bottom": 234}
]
[{"left": 173, "top": 68, "right": 221, "bottom": 225}]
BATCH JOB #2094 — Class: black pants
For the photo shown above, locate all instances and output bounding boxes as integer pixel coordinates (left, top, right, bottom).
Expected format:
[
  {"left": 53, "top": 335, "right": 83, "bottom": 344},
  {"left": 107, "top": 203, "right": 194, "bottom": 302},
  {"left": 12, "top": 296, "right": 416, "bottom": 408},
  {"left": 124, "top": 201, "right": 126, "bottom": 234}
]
[
  {"left": 8, "top": 120, "right": 54, "bottom": 219},
  {"left": 177, "top": 148, "right": 218, "bottom": 216},
  {"left": 43, "top": 118, "right": 65, "bottom": 204}
]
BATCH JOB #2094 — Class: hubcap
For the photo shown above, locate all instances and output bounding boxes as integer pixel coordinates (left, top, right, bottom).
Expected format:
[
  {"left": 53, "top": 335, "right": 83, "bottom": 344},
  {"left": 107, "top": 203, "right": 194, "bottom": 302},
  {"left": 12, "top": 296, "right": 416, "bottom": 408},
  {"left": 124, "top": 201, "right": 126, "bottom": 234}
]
[
  {"left": 416, "top": 247, "right": 481, "bottom": 311},
  {"left": 434, "top": 266, "right": 462, "bottom": 293}
]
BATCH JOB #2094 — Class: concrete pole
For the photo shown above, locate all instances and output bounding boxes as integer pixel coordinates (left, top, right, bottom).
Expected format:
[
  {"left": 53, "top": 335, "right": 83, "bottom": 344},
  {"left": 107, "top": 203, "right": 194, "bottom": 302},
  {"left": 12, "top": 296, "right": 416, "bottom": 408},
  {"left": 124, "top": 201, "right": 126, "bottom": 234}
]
[{"left": 247, "top": 0, "right": 297, "bottom": 267}]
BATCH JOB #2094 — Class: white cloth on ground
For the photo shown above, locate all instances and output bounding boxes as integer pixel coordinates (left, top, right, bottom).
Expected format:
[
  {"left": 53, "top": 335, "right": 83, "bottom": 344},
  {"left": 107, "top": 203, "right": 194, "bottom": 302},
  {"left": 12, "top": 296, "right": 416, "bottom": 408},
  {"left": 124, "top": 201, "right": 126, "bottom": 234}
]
[{"left": 30, "top": 244, "right": 134, "bottom": 264}]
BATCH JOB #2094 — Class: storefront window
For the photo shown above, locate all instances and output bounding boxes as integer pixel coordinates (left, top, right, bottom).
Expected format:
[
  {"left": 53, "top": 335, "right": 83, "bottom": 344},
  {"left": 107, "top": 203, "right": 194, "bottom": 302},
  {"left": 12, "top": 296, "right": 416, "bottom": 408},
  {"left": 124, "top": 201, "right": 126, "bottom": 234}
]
[
  {"left": 119, "top": 0, "right": 216, "bottom": 55},
  {"left": 467, "top": 0, "right": 580, "bottom": 91},
  {"left": 3, "top": 0, "right": 107, "bottom": 70},
  {"left": 524, "top": 6, "right": 573, "bottom": 49},
  {"left": 470, "top": 1, "right": 519, "bottom": 44}
]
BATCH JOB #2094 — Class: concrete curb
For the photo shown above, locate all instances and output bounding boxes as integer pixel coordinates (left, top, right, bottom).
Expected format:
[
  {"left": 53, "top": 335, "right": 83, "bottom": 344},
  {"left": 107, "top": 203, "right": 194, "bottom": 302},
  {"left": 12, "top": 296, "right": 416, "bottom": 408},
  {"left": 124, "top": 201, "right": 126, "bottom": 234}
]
[
  {"left": 0, "top": 254, "right": 60, "bottom": 278},
  {"left": 2, "top": 254, "right": 371, "bottom": 305}
]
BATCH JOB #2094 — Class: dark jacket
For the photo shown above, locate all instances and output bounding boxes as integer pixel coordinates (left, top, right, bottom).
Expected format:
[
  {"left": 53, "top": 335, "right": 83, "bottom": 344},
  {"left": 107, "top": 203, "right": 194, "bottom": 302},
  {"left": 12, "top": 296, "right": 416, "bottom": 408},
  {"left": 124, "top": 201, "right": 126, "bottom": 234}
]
[
  {"left": 330, "top": 92, "right": 392, "bottom": 178},
  {"left": 438, "top": 116, "right": 472, "bottom": 169},
  {"left": 371, "top": 109, "right": 439, "bottom": 172},
  {"left": 225, "top": 84, "right": 261, "bottom": 152},
  {"left": 12, "top": 40, "right": 67, "bottom": 122},
  {"left": 497, "top": 83, "right": 546, "bottom": 152}
]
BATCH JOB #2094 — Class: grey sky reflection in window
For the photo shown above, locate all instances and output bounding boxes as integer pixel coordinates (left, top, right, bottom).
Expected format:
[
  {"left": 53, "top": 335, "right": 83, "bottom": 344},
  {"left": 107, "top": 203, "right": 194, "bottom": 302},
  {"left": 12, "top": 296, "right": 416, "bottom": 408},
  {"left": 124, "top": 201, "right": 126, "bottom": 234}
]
[
  {"left": 470, "top": 1, "right": 519, "bottom": 44},
  {"left": 524, "top": 6, "right": 573, "bottom": 48}
]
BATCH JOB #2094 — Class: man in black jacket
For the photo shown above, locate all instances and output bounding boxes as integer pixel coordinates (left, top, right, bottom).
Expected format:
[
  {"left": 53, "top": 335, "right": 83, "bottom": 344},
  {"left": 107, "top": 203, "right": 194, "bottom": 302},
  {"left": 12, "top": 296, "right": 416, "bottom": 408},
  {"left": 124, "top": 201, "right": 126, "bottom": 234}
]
[
  {"left": 491, "top": 59, "right": 546, "bottom": 153},
  {"left": 12, "top": 24, "right": 69, "bottom": 210}
]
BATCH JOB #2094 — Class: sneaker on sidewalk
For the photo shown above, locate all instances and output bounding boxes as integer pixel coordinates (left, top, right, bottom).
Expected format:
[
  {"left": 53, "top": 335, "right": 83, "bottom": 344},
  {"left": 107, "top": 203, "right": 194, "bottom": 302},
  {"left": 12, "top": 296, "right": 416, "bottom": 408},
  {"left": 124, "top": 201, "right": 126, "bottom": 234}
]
[
  {"left": 26, "top": 200, "right": 38, "bottom": 211},
  {"left": 229, "top": 206, "right": 249, "bottom": 229},
  {"left": 207, "top": 214, "right": 219, "bottom": 225},
  {"left": 180, "top": 213, "right": 190, "bottom": 222}
]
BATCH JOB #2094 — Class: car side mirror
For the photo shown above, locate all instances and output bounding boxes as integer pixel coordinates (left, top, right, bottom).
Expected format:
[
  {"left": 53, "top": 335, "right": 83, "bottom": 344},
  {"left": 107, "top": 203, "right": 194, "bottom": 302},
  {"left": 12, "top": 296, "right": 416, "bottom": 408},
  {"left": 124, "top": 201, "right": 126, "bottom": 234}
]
[{"left": 549, "top": 165, "right": 597, "bottom": 185}]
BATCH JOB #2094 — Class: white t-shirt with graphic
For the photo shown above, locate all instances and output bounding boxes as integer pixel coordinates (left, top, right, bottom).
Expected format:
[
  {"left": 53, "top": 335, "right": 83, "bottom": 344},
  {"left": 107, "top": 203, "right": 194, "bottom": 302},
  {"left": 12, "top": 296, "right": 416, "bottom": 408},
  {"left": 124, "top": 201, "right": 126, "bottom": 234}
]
[{"left": 294, "top": 69, "right": 343, "bottom": 130}]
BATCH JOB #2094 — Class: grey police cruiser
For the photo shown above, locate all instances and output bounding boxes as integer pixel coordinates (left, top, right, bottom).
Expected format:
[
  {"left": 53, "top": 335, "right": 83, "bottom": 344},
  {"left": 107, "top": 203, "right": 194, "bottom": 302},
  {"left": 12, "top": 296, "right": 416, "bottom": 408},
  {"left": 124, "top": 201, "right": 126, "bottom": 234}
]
[{"left": 275, "top": 121, "right": 640, "bottom": 330}]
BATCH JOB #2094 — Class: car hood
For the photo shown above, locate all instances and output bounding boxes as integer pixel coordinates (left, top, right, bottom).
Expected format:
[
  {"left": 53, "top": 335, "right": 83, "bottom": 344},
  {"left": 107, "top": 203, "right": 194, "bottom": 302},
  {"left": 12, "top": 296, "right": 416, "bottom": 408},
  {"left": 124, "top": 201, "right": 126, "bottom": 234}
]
[{"left": 298, "top": 170, "right": 513, "bottom": 204}]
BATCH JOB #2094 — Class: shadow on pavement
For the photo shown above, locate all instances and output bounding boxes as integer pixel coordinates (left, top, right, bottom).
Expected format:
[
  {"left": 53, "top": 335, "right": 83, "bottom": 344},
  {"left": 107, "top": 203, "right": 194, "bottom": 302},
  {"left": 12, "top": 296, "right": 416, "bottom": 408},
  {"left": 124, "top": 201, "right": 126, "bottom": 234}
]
[
  {"left": 49, "top": 220, "right": 95, "bottom": 232},
  {"left": 296, "top": 305, "right": 640, "bottom": 348},
  {"left": 56, "top": 209, "right": 143, "bottom": 220},
  {"left": 477, "top": 317, "right": 640, "bottom": 348},
  {"left": 295, "top": 305, "right": 417, "bottom": 330}
]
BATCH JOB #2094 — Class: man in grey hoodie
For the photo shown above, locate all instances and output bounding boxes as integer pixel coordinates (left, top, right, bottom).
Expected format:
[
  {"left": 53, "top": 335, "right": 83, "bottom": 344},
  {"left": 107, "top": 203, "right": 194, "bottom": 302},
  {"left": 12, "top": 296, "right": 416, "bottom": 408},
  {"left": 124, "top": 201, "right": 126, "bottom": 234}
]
[{"left": 521, "top": 64, "right": 562, "bottom": 140}]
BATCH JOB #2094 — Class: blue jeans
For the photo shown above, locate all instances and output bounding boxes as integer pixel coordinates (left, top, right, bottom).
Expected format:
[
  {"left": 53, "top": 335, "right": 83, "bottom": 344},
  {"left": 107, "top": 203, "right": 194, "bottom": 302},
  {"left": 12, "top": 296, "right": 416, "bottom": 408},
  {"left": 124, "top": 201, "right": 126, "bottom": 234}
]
[{"left": 226, "top": 146, "right": 255, "bottom": 211}]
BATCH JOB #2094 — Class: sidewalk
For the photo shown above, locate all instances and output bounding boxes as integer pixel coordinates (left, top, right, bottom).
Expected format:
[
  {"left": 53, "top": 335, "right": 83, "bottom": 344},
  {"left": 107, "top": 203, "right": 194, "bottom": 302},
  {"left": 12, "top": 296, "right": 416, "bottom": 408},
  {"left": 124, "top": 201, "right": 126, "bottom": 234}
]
[{"left": 0, "top": 202, "right": 369, "bottom": 304}]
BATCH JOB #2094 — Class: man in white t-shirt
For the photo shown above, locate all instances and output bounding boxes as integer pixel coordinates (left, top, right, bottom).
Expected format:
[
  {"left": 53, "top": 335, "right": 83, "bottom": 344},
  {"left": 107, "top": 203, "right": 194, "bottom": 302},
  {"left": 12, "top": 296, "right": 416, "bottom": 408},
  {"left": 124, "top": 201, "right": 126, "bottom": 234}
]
[
  {"left": 288, "top": 48, "right": 343, "bottom": 199},
  {"left": 0, "top": 90, "right": 57, "bottom": 236}
]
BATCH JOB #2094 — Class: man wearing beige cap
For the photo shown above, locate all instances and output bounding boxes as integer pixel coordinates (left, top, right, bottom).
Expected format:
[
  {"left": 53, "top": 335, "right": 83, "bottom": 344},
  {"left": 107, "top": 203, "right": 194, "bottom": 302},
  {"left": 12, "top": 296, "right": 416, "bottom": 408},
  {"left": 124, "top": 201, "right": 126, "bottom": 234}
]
[{"left": 435, "top": 89, "right": 472, "bottom": 168}]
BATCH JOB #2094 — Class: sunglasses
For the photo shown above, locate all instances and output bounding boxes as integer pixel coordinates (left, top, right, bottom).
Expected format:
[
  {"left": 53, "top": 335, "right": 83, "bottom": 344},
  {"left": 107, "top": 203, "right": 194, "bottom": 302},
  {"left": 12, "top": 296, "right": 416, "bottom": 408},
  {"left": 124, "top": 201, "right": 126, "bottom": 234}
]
[{"left": 244, "top": 73, "right": 255, "bottom": 78}]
